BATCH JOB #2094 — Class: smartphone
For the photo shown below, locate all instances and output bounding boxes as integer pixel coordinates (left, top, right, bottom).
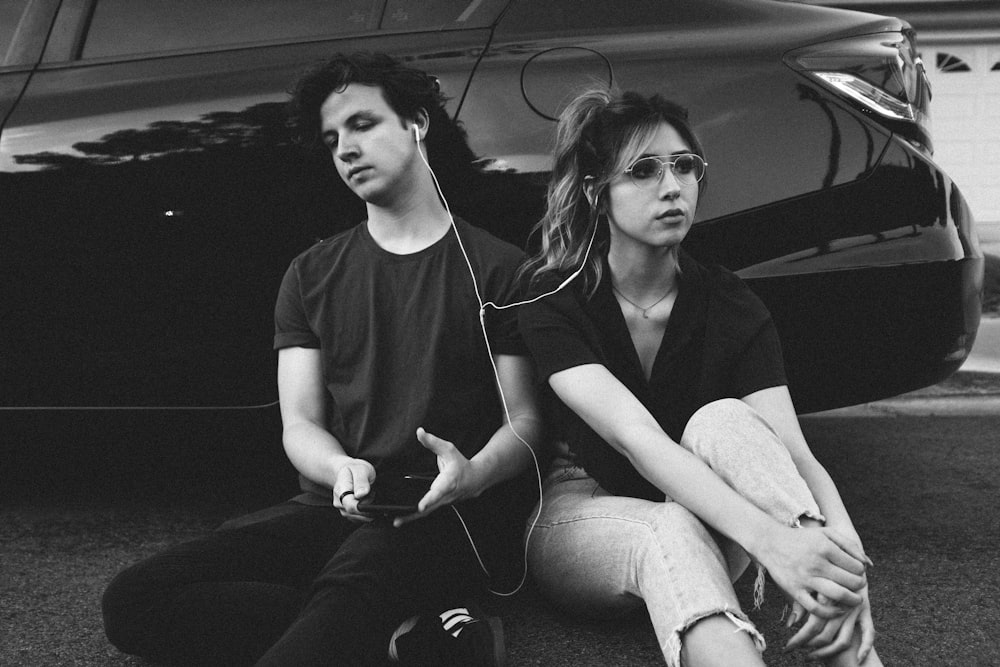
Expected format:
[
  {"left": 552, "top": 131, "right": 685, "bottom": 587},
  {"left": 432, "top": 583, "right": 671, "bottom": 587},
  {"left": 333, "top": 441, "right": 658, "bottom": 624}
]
[{"left": 356, "top": 472, "right": 435, "bottom": 517}]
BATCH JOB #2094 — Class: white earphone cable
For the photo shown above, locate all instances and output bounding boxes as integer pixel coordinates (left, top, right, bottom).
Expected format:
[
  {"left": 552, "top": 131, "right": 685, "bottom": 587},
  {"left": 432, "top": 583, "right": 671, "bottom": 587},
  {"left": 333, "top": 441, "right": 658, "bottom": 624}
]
[{"left": 417, "top": 135, "right": 597, "bottom": 596}]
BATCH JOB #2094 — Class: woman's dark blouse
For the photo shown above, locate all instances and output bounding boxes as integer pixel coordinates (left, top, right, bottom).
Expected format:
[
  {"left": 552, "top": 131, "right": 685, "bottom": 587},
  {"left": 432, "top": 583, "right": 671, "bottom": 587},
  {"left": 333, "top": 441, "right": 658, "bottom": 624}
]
[{"left": 518, "top": 249, "right": 788, "bottom": 501}]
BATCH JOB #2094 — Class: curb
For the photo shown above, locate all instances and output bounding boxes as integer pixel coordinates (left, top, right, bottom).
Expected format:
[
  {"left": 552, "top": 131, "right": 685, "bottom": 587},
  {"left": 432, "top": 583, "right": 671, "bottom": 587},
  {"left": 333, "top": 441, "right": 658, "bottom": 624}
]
[{"left": 807, "top": 394, "right": 1000, "bottom": 418}]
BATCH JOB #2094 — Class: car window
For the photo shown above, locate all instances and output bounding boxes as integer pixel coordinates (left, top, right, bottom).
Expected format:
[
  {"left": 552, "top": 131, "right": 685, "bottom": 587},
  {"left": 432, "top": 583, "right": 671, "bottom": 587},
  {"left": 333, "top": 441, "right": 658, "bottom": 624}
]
[
  {"left": 1, "top": 0, "right": 34, "bottom": 67},
  {"left": 80, "top": 0, "right": 507, "bottom": 60},
  {"left": 380, "top": 0, "right": 506, "bottom": 31}
]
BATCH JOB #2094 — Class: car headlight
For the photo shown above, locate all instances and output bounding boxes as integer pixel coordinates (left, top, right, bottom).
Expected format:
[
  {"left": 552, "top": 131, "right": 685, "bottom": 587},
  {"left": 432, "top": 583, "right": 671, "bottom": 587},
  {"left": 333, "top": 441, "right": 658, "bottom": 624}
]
[{"left": 785, "top": 30, "right": 932, "bottom": 153}]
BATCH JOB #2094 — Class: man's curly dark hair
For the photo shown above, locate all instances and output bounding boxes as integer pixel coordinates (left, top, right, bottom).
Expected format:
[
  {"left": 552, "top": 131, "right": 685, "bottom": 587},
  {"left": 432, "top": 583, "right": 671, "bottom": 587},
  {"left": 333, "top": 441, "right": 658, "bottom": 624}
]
[{"left": 288, "top": 52, "right": 478, "bottom": 197}]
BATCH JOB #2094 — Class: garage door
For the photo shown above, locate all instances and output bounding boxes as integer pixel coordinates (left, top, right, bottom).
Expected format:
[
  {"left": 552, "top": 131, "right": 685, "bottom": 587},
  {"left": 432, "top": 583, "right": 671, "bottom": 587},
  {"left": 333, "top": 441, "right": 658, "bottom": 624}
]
[{"left": 919, "top": 42, "right": 1000, "bottom": 233}]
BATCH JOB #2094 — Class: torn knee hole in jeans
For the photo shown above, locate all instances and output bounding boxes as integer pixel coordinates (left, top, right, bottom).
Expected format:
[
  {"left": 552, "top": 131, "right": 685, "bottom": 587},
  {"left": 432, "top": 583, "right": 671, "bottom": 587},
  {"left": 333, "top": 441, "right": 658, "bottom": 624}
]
[
  {"left": 753, "top": 562, "right": 766, "bottom": 610},
  {"left": 665, "top": 607, "right": 766, "bottom": 667},
  {"left": 790, "top": 510, "right": 826, "bottom": 528}
]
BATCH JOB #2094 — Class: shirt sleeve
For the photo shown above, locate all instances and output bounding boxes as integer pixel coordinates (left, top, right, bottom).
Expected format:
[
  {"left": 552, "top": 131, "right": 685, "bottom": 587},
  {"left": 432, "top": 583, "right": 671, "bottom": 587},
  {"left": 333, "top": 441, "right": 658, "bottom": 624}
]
[
  {"left": 477, "top": 233, "right": 530, "bottom": 357},
  {"left": 728, "top": 309, "right": 788, "bottom": 398},
  {"left": 273, "top": 259, "right": 320, "bottom": 350},
  {"left": 518, "top": 286, "right": 601, "bottom": 381},
  {"left": 485, "top": 301, "right": 526, "bottom": 357}
]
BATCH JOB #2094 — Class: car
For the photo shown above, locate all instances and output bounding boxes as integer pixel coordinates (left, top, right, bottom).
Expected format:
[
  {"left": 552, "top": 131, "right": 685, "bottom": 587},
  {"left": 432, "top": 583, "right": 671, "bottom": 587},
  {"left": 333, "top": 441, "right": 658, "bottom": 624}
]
[{"left": 0, "top": 0, "right": 983, "bottom": 426}]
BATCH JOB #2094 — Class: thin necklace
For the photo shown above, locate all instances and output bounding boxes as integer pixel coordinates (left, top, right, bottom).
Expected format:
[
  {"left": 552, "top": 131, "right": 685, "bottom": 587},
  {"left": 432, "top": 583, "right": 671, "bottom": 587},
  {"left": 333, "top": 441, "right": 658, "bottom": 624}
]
[{"left": 611, "top": 282, "right": 676, "bottom": 319}]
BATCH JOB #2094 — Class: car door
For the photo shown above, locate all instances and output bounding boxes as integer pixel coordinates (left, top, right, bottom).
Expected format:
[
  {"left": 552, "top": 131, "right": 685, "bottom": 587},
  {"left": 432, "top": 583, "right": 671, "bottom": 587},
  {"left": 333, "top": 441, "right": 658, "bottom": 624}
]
[{"left": 0, "top": 0, "right": 505, "bottom": 409}]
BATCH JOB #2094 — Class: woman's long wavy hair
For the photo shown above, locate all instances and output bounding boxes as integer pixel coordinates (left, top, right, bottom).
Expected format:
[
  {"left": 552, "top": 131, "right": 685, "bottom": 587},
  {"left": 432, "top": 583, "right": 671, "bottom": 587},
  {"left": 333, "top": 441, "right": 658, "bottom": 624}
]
[{"left": 520, "top": 87, "right": 706, "bottom": 298}]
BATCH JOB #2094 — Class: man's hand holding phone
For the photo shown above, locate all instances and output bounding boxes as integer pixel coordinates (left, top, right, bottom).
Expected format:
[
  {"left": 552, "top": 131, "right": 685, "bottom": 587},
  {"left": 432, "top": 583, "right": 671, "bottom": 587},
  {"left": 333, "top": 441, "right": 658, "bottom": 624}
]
[
  {"left": 355, "top": 472, "right": 435, "bottom": 519},
  {"left": 380, "top": 428, "right": 481, "bottom": 527},
  {"left": 332, "top": 458, "right": 376, "bottom": 522},
  {"left": 339, "top": 429, "right": 477, "bottom": 526}
]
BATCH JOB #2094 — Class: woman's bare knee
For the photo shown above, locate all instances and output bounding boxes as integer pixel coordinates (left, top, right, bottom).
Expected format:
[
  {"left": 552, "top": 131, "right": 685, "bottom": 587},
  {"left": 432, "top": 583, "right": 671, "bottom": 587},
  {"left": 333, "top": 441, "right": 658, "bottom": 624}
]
[{"left": 678, "top": 612, "right": 765, "bottom": 667}]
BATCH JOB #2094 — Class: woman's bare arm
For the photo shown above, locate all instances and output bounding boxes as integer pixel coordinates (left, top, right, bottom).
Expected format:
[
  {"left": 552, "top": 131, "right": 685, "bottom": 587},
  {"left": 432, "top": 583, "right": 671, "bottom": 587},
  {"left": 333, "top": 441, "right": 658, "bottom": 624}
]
[{"left": 548, "top": 363, "right": 867, "bottom": 617}]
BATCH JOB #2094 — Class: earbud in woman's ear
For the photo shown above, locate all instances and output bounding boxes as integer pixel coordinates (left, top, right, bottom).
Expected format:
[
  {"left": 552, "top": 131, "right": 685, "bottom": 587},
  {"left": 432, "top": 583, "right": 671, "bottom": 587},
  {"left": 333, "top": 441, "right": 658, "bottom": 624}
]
[
  {"left": 412, "top": 125, "right": 421, "bottom": 143},
  {"left": 582, "top": 176, "right": 597, "bottom": 208}
]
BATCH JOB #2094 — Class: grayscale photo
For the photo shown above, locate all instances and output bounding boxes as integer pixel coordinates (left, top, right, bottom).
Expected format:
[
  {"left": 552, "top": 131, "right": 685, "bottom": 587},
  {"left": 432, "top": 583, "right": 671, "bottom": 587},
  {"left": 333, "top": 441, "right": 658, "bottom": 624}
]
[{"left": 2, "top": 1, "right": 997, "bottom": 665}]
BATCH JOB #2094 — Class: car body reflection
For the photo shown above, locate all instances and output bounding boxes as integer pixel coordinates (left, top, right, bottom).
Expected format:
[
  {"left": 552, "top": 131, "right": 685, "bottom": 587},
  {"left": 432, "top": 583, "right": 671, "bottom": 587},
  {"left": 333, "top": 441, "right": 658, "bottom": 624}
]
[{"left": 0, "top": 0, "right": 982, "bottom": 416}]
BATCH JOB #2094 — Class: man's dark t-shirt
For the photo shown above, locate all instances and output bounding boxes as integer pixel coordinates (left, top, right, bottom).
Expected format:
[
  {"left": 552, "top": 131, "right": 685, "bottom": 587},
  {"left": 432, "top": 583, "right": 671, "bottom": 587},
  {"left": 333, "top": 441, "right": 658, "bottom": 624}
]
[{"left": 275, "top": 218, "right": 524, "bottom": 503}]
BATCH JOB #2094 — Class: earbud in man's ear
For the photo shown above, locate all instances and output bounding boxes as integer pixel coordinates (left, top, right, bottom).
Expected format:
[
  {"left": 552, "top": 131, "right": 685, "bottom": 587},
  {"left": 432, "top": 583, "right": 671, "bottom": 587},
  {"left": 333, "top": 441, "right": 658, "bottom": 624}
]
[{"left": 412, "top": 125, "right": 421, "bottom": 143}]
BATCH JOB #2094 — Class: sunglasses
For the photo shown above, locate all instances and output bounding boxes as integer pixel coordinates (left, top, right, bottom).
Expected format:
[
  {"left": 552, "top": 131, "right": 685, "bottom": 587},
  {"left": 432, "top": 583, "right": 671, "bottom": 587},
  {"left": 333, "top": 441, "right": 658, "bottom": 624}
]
[{"left": 623, "top": 153, "right": 707, "bottom": 187}]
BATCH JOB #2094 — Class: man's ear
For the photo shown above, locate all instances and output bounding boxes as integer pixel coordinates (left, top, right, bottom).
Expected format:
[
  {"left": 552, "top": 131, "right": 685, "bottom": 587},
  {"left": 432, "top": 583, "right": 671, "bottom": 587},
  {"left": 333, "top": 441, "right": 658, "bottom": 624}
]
[{"left": 411, "top": 108, "right": 430, "bottom": 142}]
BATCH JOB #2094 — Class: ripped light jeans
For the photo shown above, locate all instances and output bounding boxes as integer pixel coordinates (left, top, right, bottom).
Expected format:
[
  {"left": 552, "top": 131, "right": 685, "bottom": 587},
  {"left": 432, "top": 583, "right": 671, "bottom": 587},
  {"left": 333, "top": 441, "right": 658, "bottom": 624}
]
[{"left": 525, "top": 399, "right": 825, "bottom": 667}]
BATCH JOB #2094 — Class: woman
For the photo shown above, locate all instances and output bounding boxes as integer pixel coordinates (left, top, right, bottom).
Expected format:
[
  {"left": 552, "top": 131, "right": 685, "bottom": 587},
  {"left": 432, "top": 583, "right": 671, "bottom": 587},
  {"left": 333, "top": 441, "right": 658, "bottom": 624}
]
[{"left": 517, "top": 88, "right": 882, "bottom": 666}]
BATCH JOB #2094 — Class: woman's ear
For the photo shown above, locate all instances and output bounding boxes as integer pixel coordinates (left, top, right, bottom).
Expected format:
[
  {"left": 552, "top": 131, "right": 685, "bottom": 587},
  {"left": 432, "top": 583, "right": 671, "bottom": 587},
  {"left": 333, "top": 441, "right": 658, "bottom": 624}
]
[{"left": 582, "top": 177, "right": 598, "bottom": 208}]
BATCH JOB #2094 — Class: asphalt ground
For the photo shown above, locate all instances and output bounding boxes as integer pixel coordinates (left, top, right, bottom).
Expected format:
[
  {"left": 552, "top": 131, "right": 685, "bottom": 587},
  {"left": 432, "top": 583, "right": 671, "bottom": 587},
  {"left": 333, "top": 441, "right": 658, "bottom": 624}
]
[
  {"left": 3, "top": 368, "right": 999, "bottom": 667},
  {"left": 3, "top": 250, "right": 997, "bottom": 667}
]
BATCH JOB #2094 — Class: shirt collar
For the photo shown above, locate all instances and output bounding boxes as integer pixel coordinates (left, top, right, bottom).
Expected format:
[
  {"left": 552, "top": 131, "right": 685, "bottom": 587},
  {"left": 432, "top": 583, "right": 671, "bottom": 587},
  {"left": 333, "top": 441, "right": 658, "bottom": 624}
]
[{"left": 589, "top": 248, "right": 711, "bottom": 380}]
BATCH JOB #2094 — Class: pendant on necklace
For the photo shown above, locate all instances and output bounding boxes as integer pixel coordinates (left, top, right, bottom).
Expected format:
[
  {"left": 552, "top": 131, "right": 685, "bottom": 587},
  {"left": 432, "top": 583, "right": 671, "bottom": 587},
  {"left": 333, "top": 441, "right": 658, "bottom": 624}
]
[{"left": 612, "top": 282, "right": 674, "bottom": 320}]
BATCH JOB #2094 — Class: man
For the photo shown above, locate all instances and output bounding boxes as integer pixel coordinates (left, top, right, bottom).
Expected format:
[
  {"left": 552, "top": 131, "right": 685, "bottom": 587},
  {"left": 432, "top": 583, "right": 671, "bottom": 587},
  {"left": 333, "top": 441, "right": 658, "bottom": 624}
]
[{"left": 102, "top": 52, "right": 541, "bottom": 666}]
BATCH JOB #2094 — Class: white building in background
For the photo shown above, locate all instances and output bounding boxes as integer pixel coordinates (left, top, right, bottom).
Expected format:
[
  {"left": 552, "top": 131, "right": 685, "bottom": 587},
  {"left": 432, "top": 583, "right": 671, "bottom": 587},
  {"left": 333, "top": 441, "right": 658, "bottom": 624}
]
[{"left": 805, "top": 0, "right": 1000, "bottom": 252}]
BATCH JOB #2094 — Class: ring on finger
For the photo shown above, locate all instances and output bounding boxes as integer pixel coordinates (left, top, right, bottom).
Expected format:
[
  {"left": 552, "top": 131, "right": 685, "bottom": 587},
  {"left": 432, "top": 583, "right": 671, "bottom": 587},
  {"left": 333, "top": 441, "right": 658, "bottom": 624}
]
[{"left": 338, "top": 490, "right": 354, "bottom": 503}]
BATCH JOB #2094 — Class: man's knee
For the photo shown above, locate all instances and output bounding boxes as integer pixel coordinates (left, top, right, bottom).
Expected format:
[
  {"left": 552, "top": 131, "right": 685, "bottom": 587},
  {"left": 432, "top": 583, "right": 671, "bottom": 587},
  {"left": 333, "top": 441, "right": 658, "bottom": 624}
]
[{"left": 102, "top": 563, "right": 157, "bottom": 654}]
